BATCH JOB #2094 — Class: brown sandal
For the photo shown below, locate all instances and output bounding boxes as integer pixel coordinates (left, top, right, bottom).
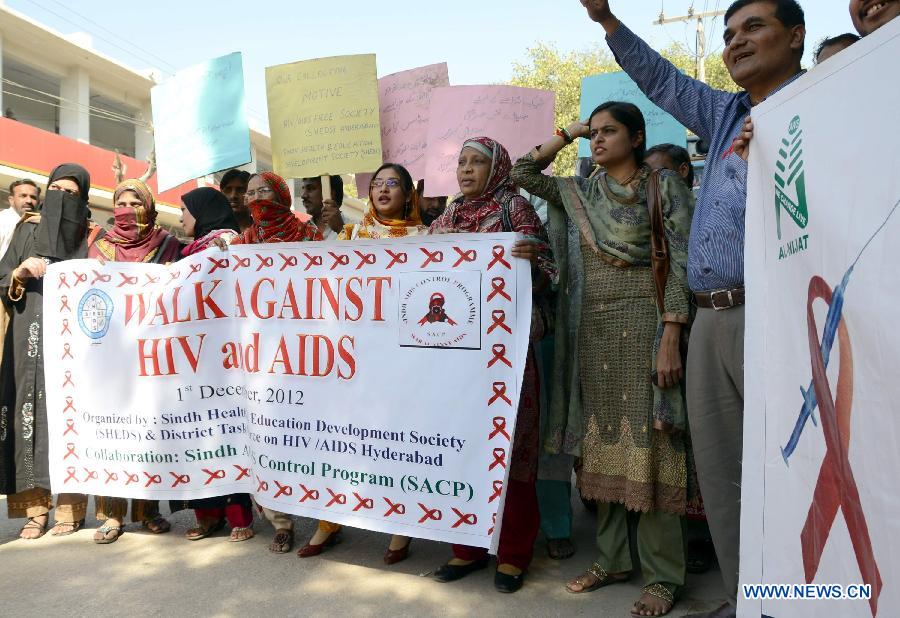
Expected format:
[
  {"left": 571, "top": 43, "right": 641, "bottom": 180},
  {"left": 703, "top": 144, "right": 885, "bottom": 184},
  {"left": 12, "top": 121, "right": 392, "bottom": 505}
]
[
  {"left": 142, "top": 515, "right": 171, "bottom": 534},
  {"left": 93, "top": 524, "right": 124, "bottom": 544},
  {"left": 19, "top": 516, "right": 48, "bottom": 540},
  {"left": 630, "top": 583, "right": 676, "bottom": 617},
  {"left": 185, "top": 518, "right": 226, "bottom": 541},
  {"left": 229, "top": 526, "right": 255, "bottom": 542},
  {"left": 50, "top": 518, "right": 85, "bottom": 537},
  {"left": 565, "top": 562, "right": 629, "bottom": 594},
  {"left": 269, "top": 528, "right": 293, "bottom": 553}
]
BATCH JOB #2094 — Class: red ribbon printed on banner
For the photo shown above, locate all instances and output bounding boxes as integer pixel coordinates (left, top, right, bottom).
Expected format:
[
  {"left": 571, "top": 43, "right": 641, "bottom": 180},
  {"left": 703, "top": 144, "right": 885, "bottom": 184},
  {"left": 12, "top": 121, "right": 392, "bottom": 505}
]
[
  {"left": 207, "top": 256, "right": 230, "bottom": 273},
  {"left": 256, "top": 476, "right": 269, "bottom": 492},
  {"left": 487, "top": 344, "right": 512, "bottom": 368},
  {"left": 383, "top": 497, "right": 406, "bottom": 517},
  {"left": 329, "top": 252, "right": 350, "bottom": 269},
  {"left": 451, "top": 508, "right": 478, "bottom": 528},
  {"left": 73, "top": 272, "right": 87, "bottom": 285},
  {"left": 326, "top": 489, "right": 347, "bottom": 507},
  {"left": 800, "top": 276, "right": 882, "bottom": 615},
  {"left": 57, "top": 273, "right": 70, "bottom": 289},
  {"left": 64, "top": 442, "right": 78, "bottom": 460},
  {"left": 488, "top": 382, "right": 511, "bottom": 407},
  {"left": 487, "top": 277, "right": 511, "bottom": 302},
  {"left": 232, "top": 256, "right": 251, "bottom": 271},
  {"left": 490, "top": 448, "right": 506, "bottom": 471},
  {"left": 354, "top": 250, "right": 377, "bottom": 269},
  {"left": 203, "top": 469, "right": 226, "bottom": 485},
  {"left": 419, "top": 247, "right": 443, "bottom": 267},
  {"left": 169, "top": 472, "right": 190, "bottom": 487},
  {"left": 280, "top": 254, "right": 299, "bottom": 271},
  {"left": 144, "top": 472, "right": 162, "bottom": 487},
  {"left": 104, "top": 469, "right": 118, "bottom": 484},
  {"left": 273, "top": 480, "right": 293, "bottom": 498},
  {"left": 63, "top": 419, "right": 78, "bottom": 436},
  {"left": 91, "top": 270, "right": 111, "bottom": 284},
  {"left": 118, "top": 272, "right": 138, "bottom": 287},
  {"left": 489, "top": 480, "right": 503, "bottom": 503},
  {"left": 60, "top": 319, "right": 72, "bottom": 336},
  {"left": 298, "top": 484, "right": 319, "bottom": 502},
  {"left": 487, "top": 245, "right": 511, "bottom": 270},
  {"left": 64, "top": 467, "right": 78, "bottom": 483},
  {"left": 124, "top": 471, "right": 139, "bottom": 485},
  {"left": 143, "top": 273, "right": 160, "bottom": 286},
  {"left": 487, "top": 309, "right": 511, "bottom": 334},
  {"left": 62, "top": 371, "right": 74, "bottom": 388},
  {"left": 417, "top": 503, "right": 442, "bottom": 523},
  {"left": 386, "top": 250, "right": 407, "bottom": 268},
  {"left": 256, "top": 254, "right": 274, "bottom": 271},
  {"left": 489, "top": 416, "right": 510, "bottom": 441},
  {"left": 353, "top": 493, "right": 374, "bottom": 511},
  {"left": 452, "top": 247, "right": 477, "bottom": 267},
  {"left": 59, "top": 295, "right": 71, "bottom": 311},
  {"left": 233, "top": 464, "right": 250, "bottom": 481}
]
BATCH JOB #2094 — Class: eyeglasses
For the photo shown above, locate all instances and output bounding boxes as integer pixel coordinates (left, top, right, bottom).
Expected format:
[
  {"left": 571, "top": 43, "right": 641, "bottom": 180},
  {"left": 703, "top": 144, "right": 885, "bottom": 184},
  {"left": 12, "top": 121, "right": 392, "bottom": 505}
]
[
  {"left": 245, "top": 187, "right": 274, "bottom": 198},
  {"left": 370, "top": 178, "right": 402, "bottom": 189}
]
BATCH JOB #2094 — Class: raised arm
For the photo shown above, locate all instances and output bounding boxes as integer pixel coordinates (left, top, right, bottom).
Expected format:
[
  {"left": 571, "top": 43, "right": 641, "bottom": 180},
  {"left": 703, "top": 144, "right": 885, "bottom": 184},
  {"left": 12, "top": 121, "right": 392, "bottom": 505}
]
[
  {"left": 579, "top": 0, "right": 729, "bottom": 143},
  {"left": 510, "top": 121, "right": 589, "bottom": 206}
]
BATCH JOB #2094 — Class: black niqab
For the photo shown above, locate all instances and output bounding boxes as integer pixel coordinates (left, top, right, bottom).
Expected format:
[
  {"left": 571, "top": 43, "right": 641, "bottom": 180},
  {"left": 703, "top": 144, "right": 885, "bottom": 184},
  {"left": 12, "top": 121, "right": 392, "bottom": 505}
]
[
  {"left": 34, "top": 163, "right": 91, "bottom": 261},
  {"left": 182, "top": 187, "right": 239, "bottom": 240}
]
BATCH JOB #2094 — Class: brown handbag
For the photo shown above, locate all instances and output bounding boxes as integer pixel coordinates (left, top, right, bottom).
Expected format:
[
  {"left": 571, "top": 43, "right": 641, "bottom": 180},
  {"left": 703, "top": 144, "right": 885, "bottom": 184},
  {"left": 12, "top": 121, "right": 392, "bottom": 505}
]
[{"left": 646, "top": 169, "right": 669, "bottom": 315}]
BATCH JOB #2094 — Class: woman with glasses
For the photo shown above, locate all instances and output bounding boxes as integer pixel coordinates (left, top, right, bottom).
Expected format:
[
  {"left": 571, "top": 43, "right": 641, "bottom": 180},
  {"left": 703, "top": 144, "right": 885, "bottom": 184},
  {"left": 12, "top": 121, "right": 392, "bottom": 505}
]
[
  {"left": 231, "top": 171, "right": 322, "bottom": 554},
  {"left": 298, "top": 162, "right": 425, "bottom": 564}
]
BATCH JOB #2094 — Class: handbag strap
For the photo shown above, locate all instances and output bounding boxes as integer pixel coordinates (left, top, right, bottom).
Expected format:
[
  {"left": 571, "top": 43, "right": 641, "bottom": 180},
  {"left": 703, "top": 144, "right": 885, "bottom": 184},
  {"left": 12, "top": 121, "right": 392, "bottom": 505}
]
[{"left": 647, "top": 169, "right": 669, "bottom": 315}]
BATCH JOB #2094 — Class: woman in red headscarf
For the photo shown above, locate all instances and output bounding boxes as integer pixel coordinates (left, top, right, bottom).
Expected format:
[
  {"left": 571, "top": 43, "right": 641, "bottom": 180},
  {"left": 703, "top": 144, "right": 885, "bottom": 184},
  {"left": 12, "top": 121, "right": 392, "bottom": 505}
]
[
  {"left": 429, "top": 137, "right": 556, "bottom": 594},
  {"left": 231, "top": 172, "right": 322, "bottom": 245},
  {"left": 231, "top": 171, "right": 321, "bottom": 554},
  {"left": 89, "top": 178, "right": 181, "bottom": 543}
]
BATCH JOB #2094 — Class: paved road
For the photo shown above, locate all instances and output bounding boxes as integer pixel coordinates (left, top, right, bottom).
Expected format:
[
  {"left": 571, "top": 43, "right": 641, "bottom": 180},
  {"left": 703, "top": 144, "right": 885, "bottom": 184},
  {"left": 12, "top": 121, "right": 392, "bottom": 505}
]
[{"left": 0, "top": 493, "right": 726, "bottom": 617}]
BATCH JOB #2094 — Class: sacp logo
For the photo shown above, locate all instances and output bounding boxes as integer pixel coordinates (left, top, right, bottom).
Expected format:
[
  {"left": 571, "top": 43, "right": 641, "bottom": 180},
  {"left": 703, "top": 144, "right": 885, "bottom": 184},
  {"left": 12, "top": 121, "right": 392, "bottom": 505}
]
[{"left": 775, "top": 115, "right": 810, "bottom": 260}]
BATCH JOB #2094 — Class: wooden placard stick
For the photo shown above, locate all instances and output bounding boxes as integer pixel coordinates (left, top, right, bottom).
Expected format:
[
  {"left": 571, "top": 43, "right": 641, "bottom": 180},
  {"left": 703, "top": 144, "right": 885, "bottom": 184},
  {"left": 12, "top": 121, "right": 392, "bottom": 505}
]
[{"left": 321, "top": 175, "right": 332, "bottom": 202}]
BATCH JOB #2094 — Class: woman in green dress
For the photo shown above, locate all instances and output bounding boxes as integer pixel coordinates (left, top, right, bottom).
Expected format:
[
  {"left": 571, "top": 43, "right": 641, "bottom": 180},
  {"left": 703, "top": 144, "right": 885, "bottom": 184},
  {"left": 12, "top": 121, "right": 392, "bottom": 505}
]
[{"left": 510, "top": 101, "right": 694, "bottom": 617}]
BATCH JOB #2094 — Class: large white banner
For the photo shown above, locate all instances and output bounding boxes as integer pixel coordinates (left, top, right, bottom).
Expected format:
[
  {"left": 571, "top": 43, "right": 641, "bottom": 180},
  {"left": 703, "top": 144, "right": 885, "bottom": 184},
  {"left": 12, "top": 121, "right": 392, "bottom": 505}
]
[
  {"left": 741, "top": 20, "right": 900, "bottom": 617},
  {"left": 44, "top": 234, "right": 531, "bottom": 549}
]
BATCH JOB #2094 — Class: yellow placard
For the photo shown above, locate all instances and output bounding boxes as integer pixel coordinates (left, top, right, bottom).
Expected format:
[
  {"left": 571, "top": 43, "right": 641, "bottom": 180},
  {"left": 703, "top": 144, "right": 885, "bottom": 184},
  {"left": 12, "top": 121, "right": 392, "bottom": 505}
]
[{"left": 265, "top": 54, "right": 382, "bottom": 178}]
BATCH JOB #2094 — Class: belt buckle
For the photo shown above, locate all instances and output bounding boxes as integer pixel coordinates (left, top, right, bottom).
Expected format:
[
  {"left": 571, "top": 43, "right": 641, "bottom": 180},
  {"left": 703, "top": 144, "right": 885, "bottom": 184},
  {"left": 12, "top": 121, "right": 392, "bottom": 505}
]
[{"left": 710, "top": 289, "right": 734, "bottom": 311}]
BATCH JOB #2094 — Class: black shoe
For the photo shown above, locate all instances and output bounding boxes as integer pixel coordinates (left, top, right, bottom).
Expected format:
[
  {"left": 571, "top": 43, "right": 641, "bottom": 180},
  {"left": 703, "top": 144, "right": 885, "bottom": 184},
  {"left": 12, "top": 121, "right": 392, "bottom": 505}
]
[
  {"left": 433, "top": 557, "right": 490, "bottom": 582},
  {"left": 494, "top": 569, "right": 525, "bottom": 593}
]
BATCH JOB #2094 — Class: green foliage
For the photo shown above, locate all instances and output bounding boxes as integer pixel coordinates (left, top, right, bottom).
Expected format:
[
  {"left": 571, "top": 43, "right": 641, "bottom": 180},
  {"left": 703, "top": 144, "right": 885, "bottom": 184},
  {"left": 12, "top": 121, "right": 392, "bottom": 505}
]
[{"left": 509, "top": 41, "right": 739, "bottom": 176}]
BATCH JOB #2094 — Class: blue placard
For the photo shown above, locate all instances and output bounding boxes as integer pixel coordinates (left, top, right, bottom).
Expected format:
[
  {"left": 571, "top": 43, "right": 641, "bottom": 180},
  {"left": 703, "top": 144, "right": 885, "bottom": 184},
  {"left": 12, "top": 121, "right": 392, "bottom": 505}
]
[
  {"left": 151, "top": 52, "right": 251, "bottom": 191},
  {"left": 578, "top": 71, "right": 687, "bottom": 158}
]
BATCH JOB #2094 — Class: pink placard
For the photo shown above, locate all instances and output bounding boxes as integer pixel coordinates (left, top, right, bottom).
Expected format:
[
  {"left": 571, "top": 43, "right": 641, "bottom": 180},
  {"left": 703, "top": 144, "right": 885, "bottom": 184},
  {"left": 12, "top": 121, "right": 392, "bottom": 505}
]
[
  {"left": 422, "top": 85, "right": 556, "bottom": 197},
  {"left": 355, "top": 63, "right": 451, "bottom": 197}
]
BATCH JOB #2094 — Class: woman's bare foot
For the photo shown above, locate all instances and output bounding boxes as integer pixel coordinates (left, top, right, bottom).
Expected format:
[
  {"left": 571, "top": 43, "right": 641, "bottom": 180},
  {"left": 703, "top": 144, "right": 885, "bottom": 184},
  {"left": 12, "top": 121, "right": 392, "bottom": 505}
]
[
  {"left": 388, "top": 535, "right": 410, "bottom": 551},
  {"left": 229, "top": 526, "right": 254, "bottom": 542},
  {"left": 19, "top": 515, "right": 48, "bottom": 539}
]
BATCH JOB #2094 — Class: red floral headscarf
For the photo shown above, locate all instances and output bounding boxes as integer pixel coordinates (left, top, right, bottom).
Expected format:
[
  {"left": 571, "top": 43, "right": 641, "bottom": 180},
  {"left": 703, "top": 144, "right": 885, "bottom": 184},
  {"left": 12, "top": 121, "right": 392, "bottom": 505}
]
[{"left": 233, "top": 171, "right": 322, "bottom": 244}]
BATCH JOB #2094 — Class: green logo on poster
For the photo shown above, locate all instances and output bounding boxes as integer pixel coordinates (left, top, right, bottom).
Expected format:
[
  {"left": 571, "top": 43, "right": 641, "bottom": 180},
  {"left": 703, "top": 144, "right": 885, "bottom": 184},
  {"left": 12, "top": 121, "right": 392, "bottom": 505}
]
[{"left": 775, "top": 115, "right": 810, "bottom": 260}]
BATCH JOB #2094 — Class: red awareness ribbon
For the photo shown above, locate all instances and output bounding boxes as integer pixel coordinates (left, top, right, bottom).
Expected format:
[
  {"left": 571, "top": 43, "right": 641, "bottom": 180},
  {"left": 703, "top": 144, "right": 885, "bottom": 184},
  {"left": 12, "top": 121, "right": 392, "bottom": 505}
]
[
  {"left": 353, "top": 493, "right": 375, "bottom": 511},
  {"left": 487, "top": 344, "right": 512, "bottom": 368},
  {"left": 417, "top": 503, "right": 442, "bottom": 523},
  {"left": 59, "top": 295, "right": 71, "bottom": 312},
  {"left": 354, "top": 250, "right": 377, "bottom": 270},
  {"left": 326, "top": 489, "right": 347, "bottom": 507},
  {"left": 489, "top": 480, "right": 503, "bottom": 503},
  {"left": 57, "top": 273, "right": 70, "bottom": 289},
  {"left": 168, "top": 270, "right": 181, "bottom": 282},
  {"left": 143, "top": 273, "right": 160, "bottom": 287},
  {"left": 488, "top": 383, "right": 511, "bottom": 407},
  {"left": 63, "top": 419, "right": 78, "bottom": 436},
  {"left": 91, "top": 270, "right": 111, "bottom": 285},
  {"left": 800, "top": 276, "right": 882, "bottom": 614},
  {"left": 207, "top": 256, "right": 230, "bottom": 273},
  {"left": 383, "top": 497, "right": 406, "bottom": 517},
  {"left": 489, "top": 416, "right": 511, "bottom": 441},
  {"left": 124, "top": 471, "right": 139, "bottom": 485},
  {"left": 489, "top": 448, "right": 507, "bottom": 471},
  {"left": 118, "top": 272, "right": 138, "bottom": 287},
  {"left": 302, "top": 253, "right": 321, "bottom": 271},
  {"left": 233, "top": 464, "right": 250, "bottom": 481},
  {"left": 169, "top": 472, "right": 190, "bottom": 487},
  {"left": 451, "top": 508, "right": 478, "bottom": 528},
  {"left": 143, "top": 472, "right": 162, "bottom": 487},
  {"left": 62, "top": 371, "right": 74, "bottom": 388},
  {"left": 488, "top": 512, "right": 497, "bottom": 535},
  {"left": 73, "top": 271, "right": 87, "bottom": 285},
  {"left": 61, "top": 344, "right": 74, "bottom": 360},
  {"left": 187, "top": 263, "right": 203, "bottom": 279},
  {"left": 280, "top": 253, "right": 299, "bottom": 271},
  {"left": 60, "top": 320, "right": 72, "bottom": 336},
  {"left": 63, "top": 396, "right": 76, "bottom": 414},
  {"left": 256, "top": 254, "right": 274, "bottom": 271},
  {"left": 487, "top": 245, "right": 511, "bottom": 270},
  {"left": 329, "top": 252, "right": 350, "bottom": 270},
  {"left": 419, "top": 247, "right": 444, "bottom": 267},
  {"left": 386, "top": 250, "right": 408, "bottom": 268},
  {"left": 487, "top": 277, "right": 511, "bottom": 302},
  {"left": 64, "top": 442, "right": 79, "bottom": 460},
  {"left": 487, "top": 309, "right": 511, "bottom": 335},
  {"left": 203, "top": 468, "right": 226, "bottom": 485},
  {"left": 452, "top": 247, "right": 477, "bottom": 267},
  {"left": 64, "top": 467, "right": 78, "bottom": 484},
  {"left": 298, "top": 484, "right": 320, "bottom": 502},
  {"left": 256, "top": 476, "right": 269, "bottom": 492},
  {"left": 273, "top": 481, "right": 293, "bottom": 498},
  {"left": 82, "top": 468, "right": 98, "bottom": 482},
  {"left": 104, "top": 469, "right": 118, "bottom": 484},
  {"left": 232, "top": 256, "right": 251, "bottom": 271}
]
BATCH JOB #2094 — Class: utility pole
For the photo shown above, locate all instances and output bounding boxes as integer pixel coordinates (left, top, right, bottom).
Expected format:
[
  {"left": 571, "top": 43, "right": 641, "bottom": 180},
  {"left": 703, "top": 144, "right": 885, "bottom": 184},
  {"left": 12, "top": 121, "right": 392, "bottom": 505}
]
[{"left": 653, "top": 7, "right": 726, "bottom": 83}]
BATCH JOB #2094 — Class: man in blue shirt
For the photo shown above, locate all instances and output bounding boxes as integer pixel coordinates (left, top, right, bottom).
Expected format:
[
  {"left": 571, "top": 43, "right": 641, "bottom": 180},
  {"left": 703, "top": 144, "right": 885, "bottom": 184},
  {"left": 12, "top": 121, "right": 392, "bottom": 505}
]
[{"left": 579, "top": 1, "right": 806, "bottom": 616}]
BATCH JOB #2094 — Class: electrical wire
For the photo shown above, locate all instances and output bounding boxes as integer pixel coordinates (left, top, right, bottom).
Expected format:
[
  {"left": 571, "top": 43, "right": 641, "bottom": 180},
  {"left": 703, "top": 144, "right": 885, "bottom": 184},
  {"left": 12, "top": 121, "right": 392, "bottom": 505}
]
[{"left": 2, "top": 78, "right": 147, "bottom": 126}]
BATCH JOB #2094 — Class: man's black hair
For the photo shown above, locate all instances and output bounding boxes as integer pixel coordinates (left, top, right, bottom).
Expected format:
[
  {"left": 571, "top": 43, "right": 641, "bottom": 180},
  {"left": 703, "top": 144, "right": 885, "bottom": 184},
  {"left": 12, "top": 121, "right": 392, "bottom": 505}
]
[{"left": 220, "top": 168, "right": 251, "bottom": 189}]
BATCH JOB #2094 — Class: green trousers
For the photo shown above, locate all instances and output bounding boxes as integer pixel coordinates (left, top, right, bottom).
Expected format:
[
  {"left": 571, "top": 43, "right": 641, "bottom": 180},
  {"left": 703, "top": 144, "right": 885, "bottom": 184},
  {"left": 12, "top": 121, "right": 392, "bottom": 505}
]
[
  {"left": 536, "top": 478, "right": 572, "bottom": 539},
  {"left": 595, "top": 502, "right": 686, "bottom": 589}
]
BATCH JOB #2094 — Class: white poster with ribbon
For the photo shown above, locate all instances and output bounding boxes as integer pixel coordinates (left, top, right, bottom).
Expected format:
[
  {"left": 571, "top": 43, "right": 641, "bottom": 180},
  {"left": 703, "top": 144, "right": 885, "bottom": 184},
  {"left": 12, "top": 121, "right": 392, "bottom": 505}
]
[
  {"left": 43, "top": 234, "right": 531, "bottom": 549},
  {"left": 740, "top": 20, "right": 900, "bottom": 618}
]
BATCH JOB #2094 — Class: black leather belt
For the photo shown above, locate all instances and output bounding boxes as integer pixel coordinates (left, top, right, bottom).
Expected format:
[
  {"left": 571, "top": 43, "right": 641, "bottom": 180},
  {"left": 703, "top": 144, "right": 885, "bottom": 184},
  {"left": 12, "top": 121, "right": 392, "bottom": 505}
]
[{"left": 694, "top": 287, "right": 745, "bottom": 310}]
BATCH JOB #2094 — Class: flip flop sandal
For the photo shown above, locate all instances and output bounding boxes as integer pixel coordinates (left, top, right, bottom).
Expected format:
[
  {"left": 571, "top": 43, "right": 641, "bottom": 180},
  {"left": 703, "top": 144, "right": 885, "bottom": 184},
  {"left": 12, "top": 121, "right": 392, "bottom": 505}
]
[
  {"left": 565, "top": 562, "right": 629, "bottom": 594},
  {"left": 185, "top": 519, "right": 226, "bottom": 541},
  {"left": 93, "top": 524, "right": 124, "bottom": 544},
  {"left": 50, "top": 518, "right": 85, "bottom": 537},
  {"left": 142, "top": 515, "right": 172, "bottom": 534},
  {"left": 229, "top": 526, "right": 255, "bottom": 542},
  {"left": 630, "top": 583, "right": 675, "bottom": 617},
  {"left": 20, "top": 517, "right": 48, "bottom": 540}
]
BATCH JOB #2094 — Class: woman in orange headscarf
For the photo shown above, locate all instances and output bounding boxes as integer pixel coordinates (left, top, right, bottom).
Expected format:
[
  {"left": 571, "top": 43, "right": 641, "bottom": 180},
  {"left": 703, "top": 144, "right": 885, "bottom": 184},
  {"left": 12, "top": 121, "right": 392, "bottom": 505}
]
[
  {"left": 231, "top": 171, "right": 322, "bottom": 245},
  {"left": 299, "top": 163, "right": 424, "bottom": 565}
]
